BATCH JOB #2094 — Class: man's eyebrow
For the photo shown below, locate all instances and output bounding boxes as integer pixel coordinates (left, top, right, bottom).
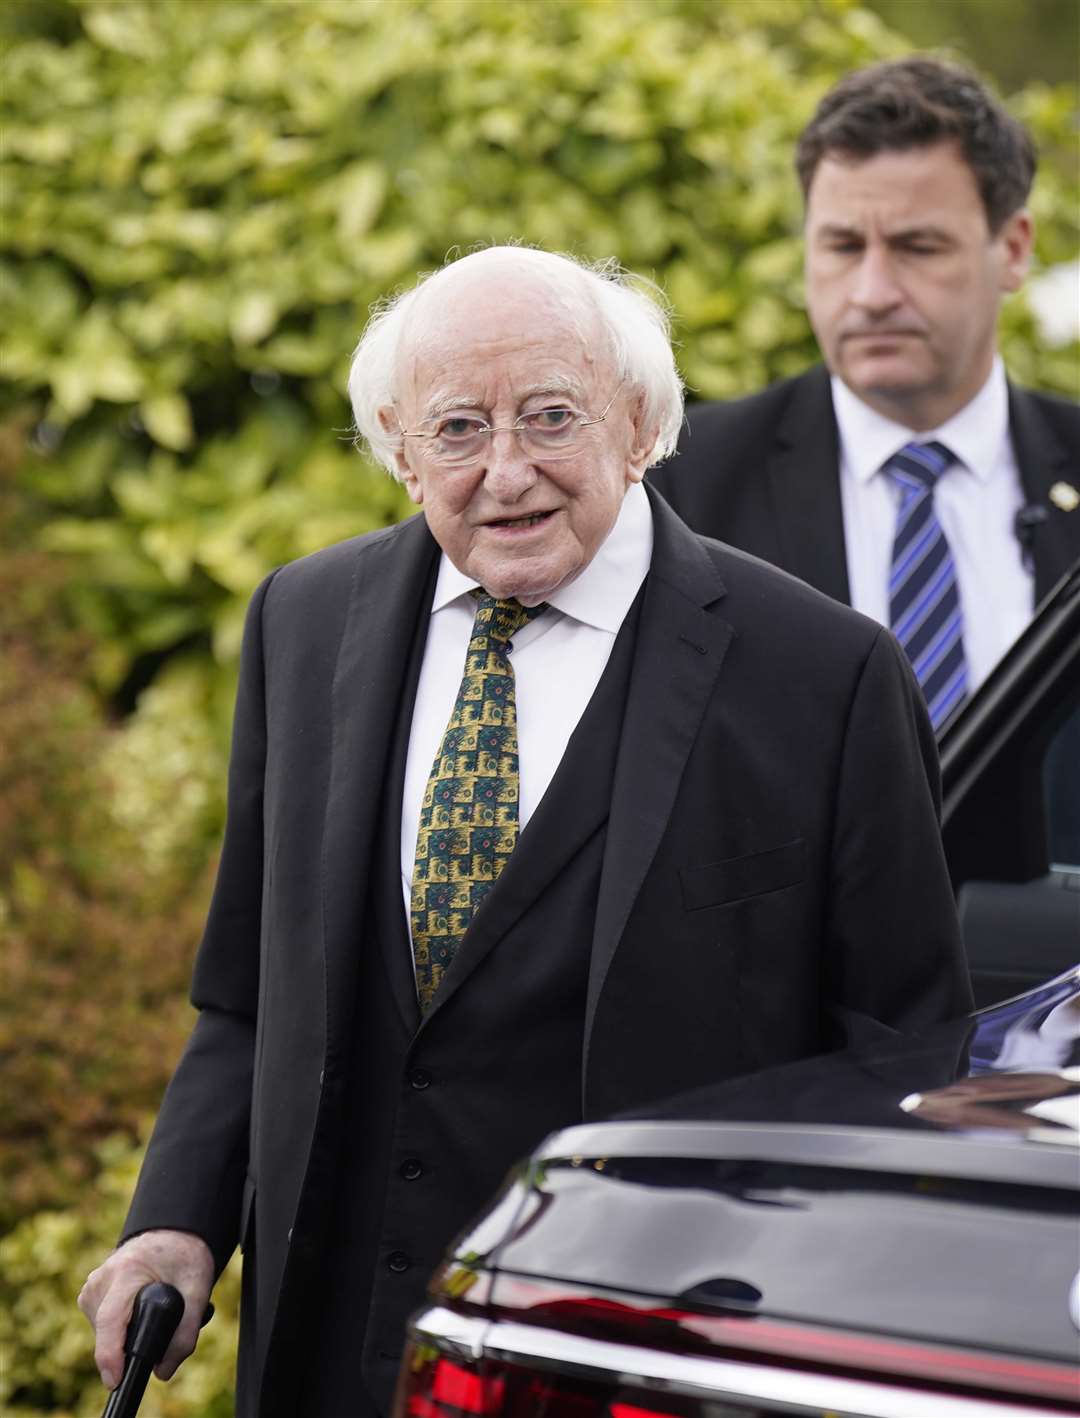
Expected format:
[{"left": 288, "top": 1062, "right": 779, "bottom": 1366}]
[
  {"left": 885, "top": 224, "right": 955, "bottom": 243},
  {"left": 813, "top": 222, "right": 865, "bottom": 241},
  {"left": 421, "top": 380, "right": 585, "bottom": 420},
  {"left": 422, "top": 392, "right": 486, "bottom": 420},
  {"left": 813, "top": 221, "right": 954, "bottom": 243},
  {"left": 518, "top": 380, "right": 589, "bottom": 408}
]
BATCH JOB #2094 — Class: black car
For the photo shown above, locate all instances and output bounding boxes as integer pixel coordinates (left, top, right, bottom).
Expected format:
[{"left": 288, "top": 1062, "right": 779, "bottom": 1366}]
[
  {"left": 393, "top": 567, "right": 1080, "bottom": 1418},
  {"left": 394, "top": 968, "right": 1080, "bottom": 1418}
]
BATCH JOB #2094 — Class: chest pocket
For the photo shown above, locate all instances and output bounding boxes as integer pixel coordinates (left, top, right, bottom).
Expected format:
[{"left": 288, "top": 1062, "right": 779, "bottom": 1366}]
[{"left": 681, "top": 839, "right": 806, "bottom": 911}]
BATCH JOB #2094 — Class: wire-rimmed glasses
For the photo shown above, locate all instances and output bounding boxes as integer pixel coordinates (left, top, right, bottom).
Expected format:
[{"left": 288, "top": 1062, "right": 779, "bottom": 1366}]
[{"left": 397, "top": 384, "right": 623, "bottom": 467}]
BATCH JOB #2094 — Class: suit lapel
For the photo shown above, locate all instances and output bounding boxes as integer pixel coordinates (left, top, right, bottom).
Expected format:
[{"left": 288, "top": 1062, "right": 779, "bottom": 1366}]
[
  {"left": 322, "top": 512, "right": 437, "bottom": 1045},
  {"left": 1008, "top": 383, "right": 1078, "bottom": 603},
  {"left": 371, "top": 589, "right": 434, "bottom": 1037},
  {"left": 766, "top": 367, "right": 850, "bottom": 604},
  {"left": 583, "top": 491, "right": 733, "bottom": 1082}
]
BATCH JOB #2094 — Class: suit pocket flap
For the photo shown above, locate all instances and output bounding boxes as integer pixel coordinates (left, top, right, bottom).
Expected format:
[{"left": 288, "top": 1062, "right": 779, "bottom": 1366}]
[{"left": 681, "top": 839, "right": 806, "bottom": 911}]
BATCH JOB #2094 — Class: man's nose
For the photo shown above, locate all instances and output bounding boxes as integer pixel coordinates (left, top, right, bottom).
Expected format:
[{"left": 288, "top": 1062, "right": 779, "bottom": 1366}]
[
  {"left": 849, "top": 244, "right": 903, "bottom": 314},
  {"left": 480, "top": 429, "right": 538, "bottom": 498}
]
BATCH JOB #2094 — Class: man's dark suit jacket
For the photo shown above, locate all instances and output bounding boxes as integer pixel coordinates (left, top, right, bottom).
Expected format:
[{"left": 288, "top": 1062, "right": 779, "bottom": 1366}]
[
  {"left": 123, "top": 489, "right": 970, "bottom": 1416},
  {"left": 649, "top": 365, "right": 1080, "bottom": 609}
]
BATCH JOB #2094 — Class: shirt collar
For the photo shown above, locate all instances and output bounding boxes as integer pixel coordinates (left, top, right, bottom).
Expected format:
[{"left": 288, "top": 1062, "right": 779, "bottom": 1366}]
[
  {"left": 430, "top": 479, "right": 653, "bottom": 632},
  {"left": 833, "top": 357, "right": 1009, "bottom": 486}
]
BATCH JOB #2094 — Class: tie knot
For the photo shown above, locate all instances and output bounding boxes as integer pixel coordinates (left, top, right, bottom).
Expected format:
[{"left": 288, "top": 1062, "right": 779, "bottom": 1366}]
[
  {"left": 472, "top": 592, "right": 546, "bottom": 644},
  {"left": 884, "top": 440, "right": 956, "bottom": 492}
]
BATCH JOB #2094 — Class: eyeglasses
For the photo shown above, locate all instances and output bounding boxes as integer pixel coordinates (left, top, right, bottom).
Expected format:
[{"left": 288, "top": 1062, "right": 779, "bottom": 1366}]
[{"left": 397, "top": 385, "right": 623, "bottom": 467}]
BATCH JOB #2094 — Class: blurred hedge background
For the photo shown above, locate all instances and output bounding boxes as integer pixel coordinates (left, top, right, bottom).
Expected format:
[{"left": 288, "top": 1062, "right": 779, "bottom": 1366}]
[{"left": 2, "top": 0, "right": 1077, "bottom": 1412}]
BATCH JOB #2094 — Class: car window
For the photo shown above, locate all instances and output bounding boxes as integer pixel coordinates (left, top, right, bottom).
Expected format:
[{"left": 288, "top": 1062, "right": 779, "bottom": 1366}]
[
  {"left": 942, "top": 590, "right": 1080, "bottom": 1008},
  {"left": 1045, "top": 703, "right": 1080, "bottom": 871}
]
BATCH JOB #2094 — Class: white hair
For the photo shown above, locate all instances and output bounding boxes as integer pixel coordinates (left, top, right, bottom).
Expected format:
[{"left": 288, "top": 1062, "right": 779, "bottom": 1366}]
[{"left": 347, "top": 246, "right": 685, "bottom": 478}]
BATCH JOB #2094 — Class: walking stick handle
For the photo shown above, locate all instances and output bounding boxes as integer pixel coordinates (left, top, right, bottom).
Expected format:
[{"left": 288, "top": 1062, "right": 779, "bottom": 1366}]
[{"left": 101, "top": 1282, "right": 213, "bottom": 1418}]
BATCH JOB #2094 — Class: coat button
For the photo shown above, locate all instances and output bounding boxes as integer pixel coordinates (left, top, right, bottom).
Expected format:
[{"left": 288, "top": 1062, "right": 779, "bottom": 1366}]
[
  {"left": 409, "top": 1068, "right": 432, "bottom": 1090},
  {"left": 387, "top": 1251, "right": 411, "bottom": 1273},
  {"left": 400, "top": 1157, "right": 423, "bottom": 1180}
]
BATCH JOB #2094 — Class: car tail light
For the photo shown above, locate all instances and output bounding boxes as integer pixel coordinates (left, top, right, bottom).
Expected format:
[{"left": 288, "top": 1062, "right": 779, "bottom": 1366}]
[{"left": 397, "top": 1352, "right": 690, "bottom": 1417}]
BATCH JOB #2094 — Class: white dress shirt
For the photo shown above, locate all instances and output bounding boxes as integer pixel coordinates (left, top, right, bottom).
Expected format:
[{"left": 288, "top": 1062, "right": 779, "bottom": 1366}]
[
  {"left": 400, "top": 480, "right": 654, "bottom": 927},
  {"left": 834, "top": 358, "right": 1033, "bottom": 691}
]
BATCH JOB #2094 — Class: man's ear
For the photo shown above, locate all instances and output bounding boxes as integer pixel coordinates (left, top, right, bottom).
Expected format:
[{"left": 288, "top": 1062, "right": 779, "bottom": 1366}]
[
  {"left": 377, "top": 405, "right": 421, "bottom": 502},
  {"left": 998, "top": 208, "right": 1034, "bottom": 293},
  {"left": 625, "top": 389, "right": 659, "bottom": 485}
]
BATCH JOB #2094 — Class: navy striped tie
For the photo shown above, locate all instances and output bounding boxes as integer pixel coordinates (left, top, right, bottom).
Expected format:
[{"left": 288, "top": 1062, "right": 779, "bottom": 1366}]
[{"left": 885, "top": 441, "right": 967, "bottom": 731}]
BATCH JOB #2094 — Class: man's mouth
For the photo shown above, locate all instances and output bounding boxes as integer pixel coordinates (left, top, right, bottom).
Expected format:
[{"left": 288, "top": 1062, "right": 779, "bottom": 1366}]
[
  {"left": 486, "top": 511, "right": 555, "bottom": 529},
  {"left": 843, "top": 329, "right": 923, "bottom": 341}
]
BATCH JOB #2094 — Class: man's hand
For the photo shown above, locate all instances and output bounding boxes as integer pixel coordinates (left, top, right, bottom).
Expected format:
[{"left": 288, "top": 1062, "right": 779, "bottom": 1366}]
[{"left": 78, "top": 1230, "right": 214, "bottom": 1391}]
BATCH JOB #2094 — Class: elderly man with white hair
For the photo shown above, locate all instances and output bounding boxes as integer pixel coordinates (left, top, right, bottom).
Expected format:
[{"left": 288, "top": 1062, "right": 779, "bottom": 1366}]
[{"left": 80, "top": 245, "right": 970, "bottom": 1417}]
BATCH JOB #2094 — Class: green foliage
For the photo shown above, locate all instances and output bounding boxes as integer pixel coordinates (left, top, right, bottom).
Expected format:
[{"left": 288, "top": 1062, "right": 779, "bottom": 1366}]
[
  {"left": 0, "top": 1131, "right": 241, "bottom": 1417},
  {"left": 867, "top": 0, "right": 1079, "bottom": 90},
  {"left": 2, "top": 0, "right": 1075, "bottom": 715},
  {"left": 0, "top": 520, "right": 217, "bottom": 1230}
]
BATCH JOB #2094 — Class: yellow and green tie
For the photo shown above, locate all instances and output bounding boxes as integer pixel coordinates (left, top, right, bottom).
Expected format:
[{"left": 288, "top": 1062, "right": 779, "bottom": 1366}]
[{"left": 411, "top": 593, "right": 546, "bottom": 1012}]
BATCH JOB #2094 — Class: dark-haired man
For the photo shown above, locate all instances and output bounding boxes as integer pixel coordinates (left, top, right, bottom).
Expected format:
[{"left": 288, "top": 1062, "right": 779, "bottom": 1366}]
[{"left": 652, "top": 56, "right": 1080, "bottom": 728}]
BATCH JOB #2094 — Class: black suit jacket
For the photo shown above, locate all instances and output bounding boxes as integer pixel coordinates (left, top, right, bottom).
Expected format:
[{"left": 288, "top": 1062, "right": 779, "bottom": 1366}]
[
  {"left": 124, "top": 489, "right": 969, "bottom": 1414},
  {"left": 649, "top": 365, "right": 1080, "bottom": 607}
]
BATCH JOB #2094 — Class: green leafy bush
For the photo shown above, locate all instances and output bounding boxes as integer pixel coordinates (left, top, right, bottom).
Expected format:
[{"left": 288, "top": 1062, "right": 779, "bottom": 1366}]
[
  {"left": 3, "top": 0, "right": 1075, "bottom": 716},
  {"left": 0, "top": 503, "right": 217, "bottom": 1230},
  {"left": 0, "top": 454, "right": 223, "bottom": 1412},
  {"left": 0, "top": 1131, "right": 241, "bottom": 1418}
]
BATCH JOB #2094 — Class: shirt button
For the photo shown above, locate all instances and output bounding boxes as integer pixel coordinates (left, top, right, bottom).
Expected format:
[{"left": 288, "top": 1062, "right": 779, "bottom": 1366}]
[
  {"left": 387, "top": 1251, "right": 411, "bottom": 1274},
  {"left": 409, "top": 1068, "right": 432, "bottom": 1090},
  {"left": 400, "top": 1157, "right": 423, "bottom": 1180}
]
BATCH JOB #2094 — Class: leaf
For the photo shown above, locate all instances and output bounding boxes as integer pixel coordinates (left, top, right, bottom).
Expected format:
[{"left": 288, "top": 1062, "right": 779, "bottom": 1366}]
[
  {"left": 335, "top": 161, "right": 388, "bottom": 244},
  {"left": 141, "top": 394, "right": 194, "bottom": 451},
  {"left": 141, "top": 524, "right": 199, "bottom": 585},
  {"left": 48, "top": 361, "right": 97, "bottom": 419},
  {"left": 230, "top": 290, "right": 278, "bottom": 346},
  {"left": 131, "top": 604, "right": 206, "bottom": 651},
  {"left": 82, "top": 4, "right": 162, "bottom": 59}
]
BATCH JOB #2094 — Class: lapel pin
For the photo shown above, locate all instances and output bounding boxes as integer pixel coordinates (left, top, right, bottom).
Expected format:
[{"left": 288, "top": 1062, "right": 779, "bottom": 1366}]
[{"left": 1049, "top": 481, "right": 1079, "bottom": 512}]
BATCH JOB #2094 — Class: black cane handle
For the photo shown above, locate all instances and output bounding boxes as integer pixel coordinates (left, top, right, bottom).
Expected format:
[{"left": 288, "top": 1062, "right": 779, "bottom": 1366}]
[{"left": 101, "top": 1282, "right": 213, "bottom": 1418}]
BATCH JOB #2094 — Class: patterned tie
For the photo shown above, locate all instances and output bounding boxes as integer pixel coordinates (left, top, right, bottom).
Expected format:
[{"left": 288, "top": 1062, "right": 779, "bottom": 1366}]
[
  {"left": 411, "top": 593, "right": 546, "bottom": 1012},
  {"left": 885, "top": 441, "right": 968, "bottom": 731}
]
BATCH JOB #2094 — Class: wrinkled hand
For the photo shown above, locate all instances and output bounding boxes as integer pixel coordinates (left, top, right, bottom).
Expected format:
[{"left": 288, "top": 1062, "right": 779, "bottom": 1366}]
[{"left": 78, "top": 1230, "right": 214, "bottom": 1391}]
